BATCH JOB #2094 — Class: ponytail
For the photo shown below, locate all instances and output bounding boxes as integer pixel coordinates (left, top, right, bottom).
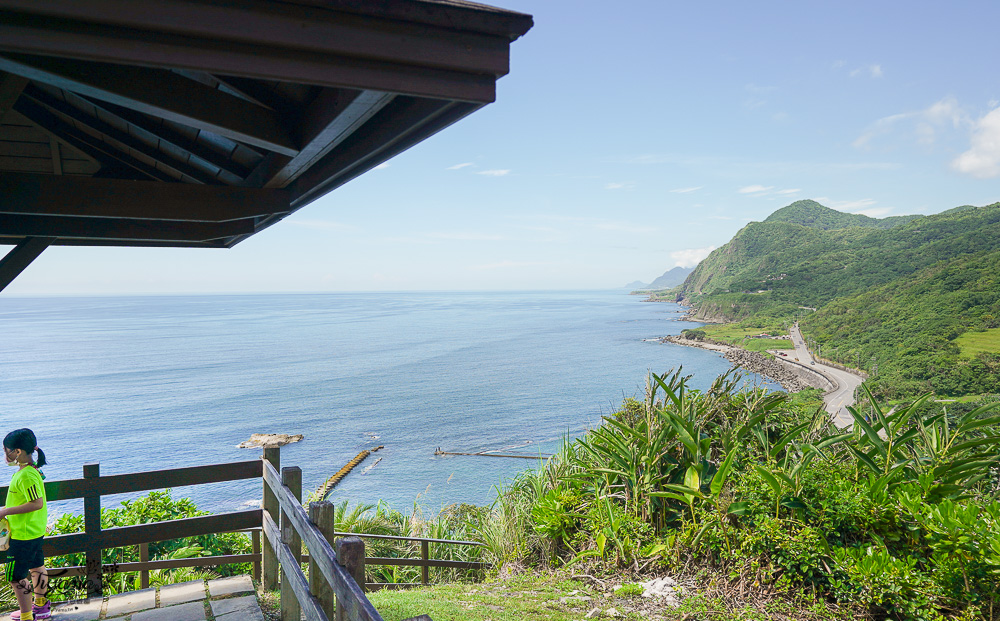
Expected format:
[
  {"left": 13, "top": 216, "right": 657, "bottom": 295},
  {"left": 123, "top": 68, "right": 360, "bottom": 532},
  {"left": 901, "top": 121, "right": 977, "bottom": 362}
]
[{"left": 3, "top": 428, "right": 45, "bottom": 469}]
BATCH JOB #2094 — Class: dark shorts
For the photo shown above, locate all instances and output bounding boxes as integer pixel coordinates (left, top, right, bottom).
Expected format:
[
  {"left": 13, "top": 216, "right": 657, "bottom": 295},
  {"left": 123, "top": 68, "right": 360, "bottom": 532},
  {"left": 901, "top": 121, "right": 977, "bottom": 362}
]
[{"left": 4, "top": 537, "right": 44, "bottom": 582}]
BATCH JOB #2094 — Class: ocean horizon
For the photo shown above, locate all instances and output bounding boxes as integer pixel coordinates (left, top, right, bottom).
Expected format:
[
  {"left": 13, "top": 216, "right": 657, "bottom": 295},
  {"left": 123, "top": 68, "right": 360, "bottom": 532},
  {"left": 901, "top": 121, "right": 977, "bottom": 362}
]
[{"left": 1, "top": 290, "right": 768, "bottom": 517}]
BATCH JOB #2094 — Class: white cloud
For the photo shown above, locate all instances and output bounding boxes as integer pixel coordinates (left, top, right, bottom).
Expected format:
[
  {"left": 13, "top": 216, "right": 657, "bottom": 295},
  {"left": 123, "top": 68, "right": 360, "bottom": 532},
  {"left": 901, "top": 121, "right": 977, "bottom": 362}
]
[
  {"left": 854, "top": 97, "right": 969, "bottom": 149},
  {"left": 776, "top": 188, "right": 801, "bottom": 195},
  {"left": 447, "top": 162, "right": 474, "bottom": 170},
  {"left": 738, "top": 185, "right": 774, "bottom": 194},
  {"left": 373, "top": 162, "right": 390, "bottom": 170},
  {"left": 671, "top": 246, "right": 716, "bottom": 268},
  {"left": 670, "top": 186, "right": 702, "bottom": 194},
  {"left": 605, "top": 182, "right": 633, "bottom": 190},
  {"left": 952, "top": 107, "right": 1000, "bottom": 178},
  {"left": 476, "top": 169, "right": 510, "bottom": 176}
]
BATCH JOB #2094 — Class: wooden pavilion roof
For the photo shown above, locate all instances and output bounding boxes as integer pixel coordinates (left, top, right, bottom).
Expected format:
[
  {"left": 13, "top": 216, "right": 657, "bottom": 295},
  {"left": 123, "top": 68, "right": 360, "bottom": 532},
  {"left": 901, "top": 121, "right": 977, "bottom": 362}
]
[{"left": 0, "top": 0, "right": 532, "bottom": 290}]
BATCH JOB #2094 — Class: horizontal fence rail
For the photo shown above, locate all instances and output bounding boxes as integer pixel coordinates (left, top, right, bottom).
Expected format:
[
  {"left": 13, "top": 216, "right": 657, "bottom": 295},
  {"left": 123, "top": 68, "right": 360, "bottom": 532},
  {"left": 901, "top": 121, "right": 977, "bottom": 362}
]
[{"left": 0, "top": 459, "right": 264, "bottom": 598}]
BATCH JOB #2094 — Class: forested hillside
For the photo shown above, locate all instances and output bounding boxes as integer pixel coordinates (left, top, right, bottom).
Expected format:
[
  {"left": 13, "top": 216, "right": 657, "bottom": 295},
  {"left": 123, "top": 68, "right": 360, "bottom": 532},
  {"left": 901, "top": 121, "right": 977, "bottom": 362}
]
[{"left": 672, "top": 200, "right": 1000, "bottom": 397}]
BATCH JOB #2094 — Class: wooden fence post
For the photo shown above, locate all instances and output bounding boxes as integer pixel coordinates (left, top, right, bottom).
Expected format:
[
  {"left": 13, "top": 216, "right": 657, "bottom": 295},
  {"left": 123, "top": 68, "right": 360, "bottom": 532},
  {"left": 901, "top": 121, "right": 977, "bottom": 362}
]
[
  {"left": 252, "top": 529, "right": 261, "bottom": 584},
  {"left": 335, "top": 536, "right": 365, "bottom": 621},
  {"left": 421, "top": 541, "right": 430, "bottom": 585},
  {"left": 308, "top": 502, "right": 335, "bottom": 619},
  {"left": 139, "top": 543, "right": 149, "bottom": 589},
  {"left": 82, "top": 462, "right": 102, "bottom": 600},
  {"left": 280, "top": 466, "right": 301, "bottom": 621},
  {"left": 262, "top": 447, "right": 280, "bottom": 591}
]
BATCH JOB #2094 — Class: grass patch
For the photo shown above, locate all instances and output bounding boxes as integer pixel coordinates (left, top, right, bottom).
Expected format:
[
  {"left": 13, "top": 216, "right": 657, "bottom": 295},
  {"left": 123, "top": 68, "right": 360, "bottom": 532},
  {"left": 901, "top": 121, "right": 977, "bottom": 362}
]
[
  {"left": 701, "top": 325, "right": 793, "bottom": 351},
  {"left": 367, "top": 572, "right": 857, "bottom": 621},
  {"left": 955, "top": 326, "right": 1000, "bottom": 358}
]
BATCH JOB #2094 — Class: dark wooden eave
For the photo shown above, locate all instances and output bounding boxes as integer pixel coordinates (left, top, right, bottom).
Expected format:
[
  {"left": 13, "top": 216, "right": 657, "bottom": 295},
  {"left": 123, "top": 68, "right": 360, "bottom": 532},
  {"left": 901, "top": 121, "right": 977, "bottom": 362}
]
[{"left": 0, "top": 0, "right": 531, "bottom": 289}]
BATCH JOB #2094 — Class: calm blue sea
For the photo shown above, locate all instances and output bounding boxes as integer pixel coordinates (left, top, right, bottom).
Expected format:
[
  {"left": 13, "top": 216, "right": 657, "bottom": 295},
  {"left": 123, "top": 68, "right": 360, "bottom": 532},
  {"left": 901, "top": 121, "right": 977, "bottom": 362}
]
[{"left": 0, "top": 291, "right": 762, "bottom": 517}]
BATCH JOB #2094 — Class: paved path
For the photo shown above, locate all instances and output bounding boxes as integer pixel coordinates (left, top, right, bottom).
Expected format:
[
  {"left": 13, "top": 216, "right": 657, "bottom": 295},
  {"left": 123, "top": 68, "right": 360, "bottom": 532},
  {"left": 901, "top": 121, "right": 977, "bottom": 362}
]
[
  {"left": 13, "top": 575, "right": 265, "bottom": 621},
  {"left": 788, "top": 323, "right": 864, "bottom": 428}
]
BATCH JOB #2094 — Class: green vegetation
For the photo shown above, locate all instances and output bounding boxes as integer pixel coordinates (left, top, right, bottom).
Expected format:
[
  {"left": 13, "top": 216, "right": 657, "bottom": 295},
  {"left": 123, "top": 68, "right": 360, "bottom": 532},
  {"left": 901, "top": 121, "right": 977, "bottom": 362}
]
[
  {"left": 695, "top": 324, "right": 793, "bottom": 351},
  {"left": 673, "top": 200, "right": 1000, "bottom": 397},
  {"left": 45, "top": 491, "right": 252, "bottom": 600},
  {"left": 370, "top": 369, "right": 1000, "bottom": 620},
  {"left": 955, "top": 327, "right": 1000, "bottom": 359}
]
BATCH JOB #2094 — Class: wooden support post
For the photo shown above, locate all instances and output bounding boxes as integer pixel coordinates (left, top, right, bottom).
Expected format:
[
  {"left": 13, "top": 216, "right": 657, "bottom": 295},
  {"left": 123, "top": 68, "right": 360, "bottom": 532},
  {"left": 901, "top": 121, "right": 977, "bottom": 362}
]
[
  {"left": 0, "top": 237, "right": 55, "bottom": 293},
  {"left": 251, "top": 529, "right": 261, "bottom": 584},
  {"left": 139, "top": 543, "right": 149, "bottom": 589},
  {"left": 82, "top": 462, "right": 102, "bottom": 600},
  {"left": 421, "top": 540, "right": 429, "bottom": 585},
  {"left": 335, "top": 536, "right": 366, "bottom": 621},
  {"left": 280, "top": 466, "right": 302, "bottom": 621},
  {"left": 308, "top": 502, "right": 335, "bottom": 619},
  {"left": 262, "top": 447, "right": 279, "bottom": 591}
]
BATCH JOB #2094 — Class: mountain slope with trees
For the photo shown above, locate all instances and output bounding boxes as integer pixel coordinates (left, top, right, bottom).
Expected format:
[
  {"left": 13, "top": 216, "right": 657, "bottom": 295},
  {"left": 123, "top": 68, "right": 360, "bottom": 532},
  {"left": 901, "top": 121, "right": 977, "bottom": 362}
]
[{"left": 671, "top": 200, "right": 1000, "bottom": 397}]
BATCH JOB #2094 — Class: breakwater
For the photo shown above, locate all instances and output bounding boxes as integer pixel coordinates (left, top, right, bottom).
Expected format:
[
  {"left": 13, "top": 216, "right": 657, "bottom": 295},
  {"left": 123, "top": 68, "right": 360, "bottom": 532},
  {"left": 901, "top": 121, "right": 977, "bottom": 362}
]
[{"left": 661, "top": 336, "right": 831, "bottom": 393}]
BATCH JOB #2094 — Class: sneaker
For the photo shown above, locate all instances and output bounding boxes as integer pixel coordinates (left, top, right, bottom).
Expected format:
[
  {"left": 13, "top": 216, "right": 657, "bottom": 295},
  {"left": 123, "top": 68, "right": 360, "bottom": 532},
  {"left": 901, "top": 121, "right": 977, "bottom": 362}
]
[
  {"left": 33, "top": 601, "right": 50, "bottom": 620},
  {"left": 9, "top": 601, "right": 49, "bottom": 620}
]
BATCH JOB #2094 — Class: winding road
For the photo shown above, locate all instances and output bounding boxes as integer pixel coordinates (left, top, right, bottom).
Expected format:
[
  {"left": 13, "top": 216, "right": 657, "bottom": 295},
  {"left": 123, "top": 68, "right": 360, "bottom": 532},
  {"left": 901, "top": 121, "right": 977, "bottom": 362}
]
[{"left": 787, "top": 324, "right": 864, "bottom": 428}]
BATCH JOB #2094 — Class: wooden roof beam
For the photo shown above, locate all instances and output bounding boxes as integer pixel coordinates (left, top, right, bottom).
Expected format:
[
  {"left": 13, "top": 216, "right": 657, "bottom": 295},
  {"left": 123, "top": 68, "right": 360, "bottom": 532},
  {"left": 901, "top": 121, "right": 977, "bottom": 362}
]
[
  {"left": 13, "top": 96, "right": 175, "bottom": 181},
  {"left": 0, "top": 0, "right": 519, "bottom": 75},
  {"left": 0, "top": 236, "right": 54, "bottom": 292},
  {"left": 0, "top": 213, "right": 255, "bottom": 243},
  {"left": 263, "top": 89, "right": 395, "bottom": 188},
  {"left": 0, "top": 17, "right": 498, "bottom": 103},
  {"left": 80, "top": 97, "right": 254, "bottom": 180},
  {"left": 0, "top": 173, "right": 291, "bottom": 222},
  {"left": 22, "top": 84, "right": 224, "bottom": 185},
  {"left": 0, "top": 54, "right": 300, "bottom": 156}
]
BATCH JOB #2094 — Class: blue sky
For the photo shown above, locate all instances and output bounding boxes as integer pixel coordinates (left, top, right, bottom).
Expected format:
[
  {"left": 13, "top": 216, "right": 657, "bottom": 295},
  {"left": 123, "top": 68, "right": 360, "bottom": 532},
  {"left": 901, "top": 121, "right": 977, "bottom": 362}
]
[{"left": 9, "top": 0, "right": 1000, "bottom": 294}]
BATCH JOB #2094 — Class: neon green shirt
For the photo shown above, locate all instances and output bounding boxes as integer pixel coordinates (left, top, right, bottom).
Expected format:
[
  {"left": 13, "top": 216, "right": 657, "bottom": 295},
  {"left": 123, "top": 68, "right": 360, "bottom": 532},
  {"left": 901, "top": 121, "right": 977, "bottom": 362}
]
[{"left": 6, "top": 466, "right": 46, "bottom": 540}]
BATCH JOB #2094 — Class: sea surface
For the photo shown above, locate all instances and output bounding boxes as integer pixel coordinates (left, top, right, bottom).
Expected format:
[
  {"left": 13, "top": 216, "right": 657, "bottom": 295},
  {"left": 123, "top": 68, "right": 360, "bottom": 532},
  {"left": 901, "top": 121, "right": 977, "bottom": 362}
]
[{"left": 0, "top": 291, "right": 768, "bottom": 518}]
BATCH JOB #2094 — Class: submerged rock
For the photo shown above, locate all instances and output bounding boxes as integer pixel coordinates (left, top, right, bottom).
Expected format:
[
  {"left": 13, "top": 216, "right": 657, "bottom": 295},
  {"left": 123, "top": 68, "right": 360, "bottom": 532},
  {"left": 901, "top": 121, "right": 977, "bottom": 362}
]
[{"left": 237, "top": 433, "right": 304, "bottom": 448}]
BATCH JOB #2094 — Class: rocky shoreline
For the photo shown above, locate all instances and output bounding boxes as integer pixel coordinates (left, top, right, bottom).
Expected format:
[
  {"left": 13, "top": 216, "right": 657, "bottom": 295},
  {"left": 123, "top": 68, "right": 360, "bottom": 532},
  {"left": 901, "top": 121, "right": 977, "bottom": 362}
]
[{"left": 660, "top": 335, "right": 829, "bottom": 393}]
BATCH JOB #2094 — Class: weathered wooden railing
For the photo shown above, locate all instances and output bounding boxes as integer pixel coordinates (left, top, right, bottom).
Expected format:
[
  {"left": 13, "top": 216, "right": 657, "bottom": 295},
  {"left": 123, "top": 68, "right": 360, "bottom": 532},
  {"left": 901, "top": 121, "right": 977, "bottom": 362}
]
[
  {"left": 0, "top": 451, "right": 451, "bottom": 620},
  {"left": 261, "top": 447, "right": 433, "bottom": 621},
  {"left": 0, "top": 459, "right": 263, "bottom": 598}
]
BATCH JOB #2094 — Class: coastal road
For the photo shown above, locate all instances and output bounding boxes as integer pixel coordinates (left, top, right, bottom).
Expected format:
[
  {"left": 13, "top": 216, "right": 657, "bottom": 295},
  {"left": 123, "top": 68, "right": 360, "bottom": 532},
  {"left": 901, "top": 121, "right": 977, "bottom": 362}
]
[{"left": 788, "top": 323, "right": 864, "bottom": 428}]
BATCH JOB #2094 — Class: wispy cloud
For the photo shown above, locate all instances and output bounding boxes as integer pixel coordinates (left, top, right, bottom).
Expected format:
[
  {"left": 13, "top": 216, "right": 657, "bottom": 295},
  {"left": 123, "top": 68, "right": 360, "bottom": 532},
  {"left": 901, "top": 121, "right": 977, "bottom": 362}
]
[
  {"left": 447, "top": 162, "right": 474, "bottom": 170},
  {"left": 476, "top": 169, "right": 510, "bottom": 176},
  {"left": 854, "top": 96, "right": 970, "bottom": 149},
  {"left": 776, "top": 188, "right": 801, "bottom": 195},
  {"left": 738, "top": 185, "right": 774, "bottom": 194},
  {"left": 373, "top": 163, "right": 390, "bottom": 170},
  {"left": 285, "top": 219, "right": 356, "bottom": 231},
  {"left": 850, "top": 64, "right": 883, "bottom": 78},
  {"left": 952, "top": 106, "right": 1000, "bottom": 178},
  {"left": 671, "top": 246, "right": 716, "bottom": 268},
  {"left": 469, "top": 260, "right": 549, "bottom": 270},
  {"left": 605, "top": 182, "right": 634, "bottom": 190},
  {"left": 814, "top": 197, "right": 879, "bottom": 213},
  {"left": 427, "top": 232, "right": 505, "bottom": 241},
  {"left": 670, "top": 186, "right": 702, "bottom": 194}
]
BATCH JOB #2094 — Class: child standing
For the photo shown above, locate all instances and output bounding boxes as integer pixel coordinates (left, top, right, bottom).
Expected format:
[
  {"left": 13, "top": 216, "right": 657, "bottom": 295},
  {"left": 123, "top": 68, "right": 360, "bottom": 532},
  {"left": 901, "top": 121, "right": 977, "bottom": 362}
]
[{"left": 0, "top": 429, "right": 49, "bottom": 621}]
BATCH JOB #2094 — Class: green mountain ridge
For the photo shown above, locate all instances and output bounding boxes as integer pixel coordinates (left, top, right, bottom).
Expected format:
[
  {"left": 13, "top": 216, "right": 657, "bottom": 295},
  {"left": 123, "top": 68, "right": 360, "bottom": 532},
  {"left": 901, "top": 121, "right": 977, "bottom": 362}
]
[{"left": 672, "top": 199, "right": 1000, "bottom": 397}]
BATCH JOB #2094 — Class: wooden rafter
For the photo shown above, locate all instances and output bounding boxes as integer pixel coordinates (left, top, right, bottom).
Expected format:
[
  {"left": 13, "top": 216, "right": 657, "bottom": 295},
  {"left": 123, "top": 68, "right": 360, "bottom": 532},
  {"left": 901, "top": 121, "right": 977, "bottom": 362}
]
[
  {"left": 0, "top": 173, "right": 290, "bottom": 222},
  {"left": 21, "top": 84, "right": 223, "bottom": 185},
  {"left": 265, "top": 89, "right": 395, "bottom": 188},
  {"left": 0, "top": 213, "right": 255, "bottom": 243},
  {"left": 0, "top": 54, "right": 300, "bottom": 156},
  {"left": 13, "top": 96, "right": 175, "bottom": 182}
]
